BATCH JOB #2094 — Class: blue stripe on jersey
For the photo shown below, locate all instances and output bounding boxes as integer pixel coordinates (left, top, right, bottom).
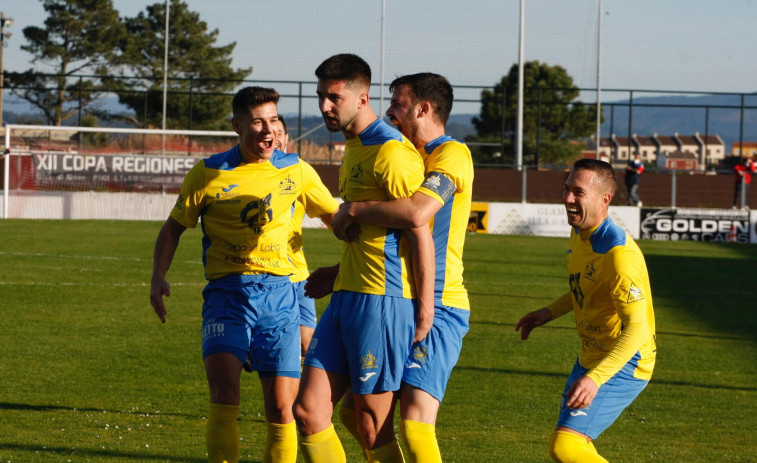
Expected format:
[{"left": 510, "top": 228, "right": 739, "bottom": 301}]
[
  {"left": 359, "top": 119, "right": 403, "bottom": 146},
  {"left": 383, "top": 228, "right": 404, "bottom": 297},
  {"left": 432, "top": 197, "right": 454, "bottom": 304},
  {"left": 589, "top": 217, "right": 626, "bottom": 254},
  {"left": 204, "top": 145, "right": 241, "bottom": 170},
  {"left": 270, "top": 150, "right": 300, "bottom": 169},
  {"left": 424, "top": 135, "right": 454, "bottom": 154}
]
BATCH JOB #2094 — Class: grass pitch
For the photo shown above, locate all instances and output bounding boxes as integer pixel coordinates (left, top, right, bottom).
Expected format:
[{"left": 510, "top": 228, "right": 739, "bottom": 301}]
[{"left": 0, "top": 219, "right": 755, "bottom": 462}]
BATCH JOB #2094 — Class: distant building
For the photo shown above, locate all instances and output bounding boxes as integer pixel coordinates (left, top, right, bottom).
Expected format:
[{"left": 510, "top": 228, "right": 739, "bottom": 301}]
[
  {"left": 589, "top": 132, "right": 725, "bottom": 170},
  {"left": 732, "top": 141, "right": 757, "bottom": 158}
]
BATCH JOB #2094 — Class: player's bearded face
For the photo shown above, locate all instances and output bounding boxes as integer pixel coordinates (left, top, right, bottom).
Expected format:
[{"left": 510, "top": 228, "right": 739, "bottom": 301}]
[
  {"left": 317, "top": 80, "right": 361, "bottom": 133},
  {"left": 386, "top": 85, "right": 420, "bottom": 142},
  {"left": 563, "top": 168, "right": 608, "bottom": 231}
]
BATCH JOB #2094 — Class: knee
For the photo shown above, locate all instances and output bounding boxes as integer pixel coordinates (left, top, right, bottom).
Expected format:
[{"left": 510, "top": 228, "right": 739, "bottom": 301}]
[{"left": 293, "top": 399, "right": 320, "bottom": 435}]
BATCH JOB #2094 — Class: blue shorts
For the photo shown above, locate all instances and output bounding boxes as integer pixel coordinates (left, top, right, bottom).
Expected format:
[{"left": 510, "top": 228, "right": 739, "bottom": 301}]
[
  {"left": 556, "top": 358, "right": 648, "bottom": 439},
  {"left": 304, "top": 290, "right": 416, "bottom": 394},
  {"left": 201, "top": 274, "right": 301, "bottom": 379},
  {"left": 294, "top": 280, "right": 317, "bottom": 329},
  {"left": 402, "top": 305, "right": 470, "bottom": 402}
]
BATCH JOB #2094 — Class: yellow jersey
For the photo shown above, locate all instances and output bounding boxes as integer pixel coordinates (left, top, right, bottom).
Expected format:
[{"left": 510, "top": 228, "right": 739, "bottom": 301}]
[
  {"left": 548, "top": 217, "right": 657, "bottom": 386},
  {"left": 171, "top": 146, "right": 339, "bottom": 280},
  {"left": 334, "top": 119, "right": 425, "bottom": 298},
  {"left": 415, "top": 136, "right": 473, "bottom": 310}
]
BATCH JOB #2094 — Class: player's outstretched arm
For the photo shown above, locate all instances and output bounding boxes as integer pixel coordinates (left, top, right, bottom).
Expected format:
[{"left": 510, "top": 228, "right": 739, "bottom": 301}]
[
  {"left": 150, "top": 216, "right": 186, "bottom": 323},
  {"left": 515, "top": 307, "right": 553, "bottom": 340},
  {"left": 403, "top": 223, "right": 435, "bottom": 343}
]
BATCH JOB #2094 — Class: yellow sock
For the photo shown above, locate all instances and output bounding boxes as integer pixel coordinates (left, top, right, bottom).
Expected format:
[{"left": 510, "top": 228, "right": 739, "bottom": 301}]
[
  {"left": 366, "top": 439, "right": 404, "bottom": 463},
  {"left": 264, "top": 421, "right": 298, "bottom": 463},
  {"left": 338, "top": 404, "right": 367, "bottom": 459},
  {"left": 400, "top": 419, "right": 441, "bottom": 463},
  {"left": 207, "top": 403, "right": 239, "bottom": 463},
  {"left": 548, "top": 430, "right": 608, "bottom": 463},
  {"left": 299, "top": 423, "right": 346, "bottom": 463}
]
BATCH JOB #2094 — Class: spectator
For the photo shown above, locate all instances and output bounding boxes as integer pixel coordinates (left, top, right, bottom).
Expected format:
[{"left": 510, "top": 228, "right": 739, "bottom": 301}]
[
  {"left": 624, "top": 152, "right": 644, "bottom": 207},
  {"left": 733, "top": 155, "right": 756, "bottom": 209}
]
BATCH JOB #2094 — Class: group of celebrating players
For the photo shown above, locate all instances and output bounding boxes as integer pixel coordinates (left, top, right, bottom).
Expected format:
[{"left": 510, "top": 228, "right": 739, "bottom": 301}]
[{"left": 150, "top": 53, "right": 656, "bottom": 463}]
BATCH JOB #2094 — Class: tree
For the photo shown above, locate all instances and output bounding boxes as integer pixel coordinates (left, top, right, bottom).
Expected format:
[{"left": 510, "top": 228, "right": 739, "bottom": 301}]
[
  {"left": 107, "top": 0, "right": 251, "bottom": 131},
  {"left": 7, "top": 0, "right": 126, "bottom": 126},
  {"left": 470, "top": 61, "right": 601, "bottom": 166}
]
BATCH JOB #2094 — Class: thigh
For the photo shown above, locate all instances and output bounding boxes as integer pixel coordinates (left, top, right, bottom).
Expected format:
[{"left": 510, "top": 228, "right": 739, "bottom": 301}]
[
  {"left": 260, "top": 375, "right": 300, "bottom": 424},
  {"left": 201, "top": 281, "right": 254, "bottom": 363},
  {"left": 295, "top": 365, "right": 350, "bottom": 434},
  {"left": 248, "top": 277, "right": 301, "bottom": 377},
  {"left": 305, "top": 292, "right": 349, "bottom": 375},
  {"left": 341, "top": 293, "right": 415, "bottom": 395},
  {"left": 402, "top": 305, "right": 469, "bottom": 402},
  {"left": 556, "top": 360, "right": 648, "bottom": 439},
  {"left": 205, "top": 352, "right": 243, "bottom": 405}
]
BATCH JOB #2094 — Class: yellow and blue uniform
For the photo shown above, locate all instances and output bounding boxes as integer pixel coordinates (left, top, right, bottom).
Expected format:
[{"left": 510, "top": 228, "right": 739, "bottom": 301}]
[
  {"left": 288, "top": 200, "right": 318, "bottom": 328},
  {"left": 548, "top": 216, "right": 656, "bottom": 439},
  {"left": 171, "top": 145, "right": 338, "bottom": 376},
  {"left": 306, "top": 119, "right": 426, "bottom": 394},
  {"left": 402, "top": 135, "right": 474, "bottom": 401}
]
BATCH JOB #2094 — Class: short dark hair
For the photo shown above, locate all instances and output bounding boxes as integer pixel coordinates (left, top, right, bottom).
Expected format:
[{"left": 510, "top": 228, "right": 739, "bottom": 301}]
[
  {"left": 232, "top": 86, "right": 280, "bottom": 117},
  {"left": 572, "top": 158, "right": 617, "bottom": 195},
  {"left": 315, "top": 53, "right": 371, "bottom": 90},
  {"left": 278, "top": 114, "right": 287, "bottom": 134},
  {"left": 389, "top": 73, "right": 453, "bottom": 125}
]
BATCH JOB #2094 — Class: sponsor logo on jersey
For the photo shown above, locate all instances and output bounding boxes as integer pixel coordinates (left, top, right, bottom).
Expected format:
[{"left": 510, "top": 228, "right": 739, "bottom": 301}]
[
  {"left": 361, "top": 351, "right": 377, "bottom": 370},
  {"left": 570, "top": 272, "right": 585, "bottom": 309},
  {"left": 202, "top": 319, "right": 225, "bottom": 341},
  {"left": 583, "top": 262, "right": 596, "bottom": 281},
  {"left": 240, "top": 193, "right": 273, "bottom": 234},
  {"left": 217, "top": 184, "right": 241, "bottom": 200},
  {"left": 359, "top": 372, "right": 377, "bottom": 382},
  {"left": 627, "top": 283, "right": 645, "bottom": 303}
]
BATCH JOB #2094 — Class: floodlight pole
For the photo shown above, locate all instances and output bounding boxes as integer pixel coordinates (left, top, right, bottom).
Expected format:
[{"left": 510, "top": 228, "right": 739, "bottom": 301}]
[
  {"left": 161, "top": 0, "right": 170, "bottom": 155},
  {"left": 596, "top": 0, "right": 603, "bottom": 159},
  {"left": 1, "top": 11, "right": 15, "bottom": 129},
  {"left": 379, "top": 0, "right": 386, "bottom": 118},
  {"left": 515, "top": 0, "right": 525, "bottom": 171}
]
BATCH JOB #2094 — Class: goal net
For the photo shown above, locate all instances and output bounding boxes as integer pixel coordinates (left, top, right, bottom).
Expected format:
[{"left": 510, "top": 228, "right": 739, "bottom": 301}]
[{"left": 2, "top": 125, "right": 237, "bottom": 220}]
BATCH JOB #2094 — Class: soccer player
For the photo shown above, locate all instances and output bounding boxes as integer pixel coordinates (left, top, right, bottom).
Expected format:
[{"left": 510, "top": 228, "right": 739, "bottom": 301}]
[
  {"left": 515, "top": 158, "right": 657, "bottom": 463},
  {"left": 293, "top": 54, "right": 435, "bottom": 463},
  {"left": 326, "top": 72, "right": 473, "bottom": 463},
  {"left": 278, "top": 115, "right": 319, "bottom": 357},
  {"left": 149, "top": 86, "right": 339, "bottom": 463}
]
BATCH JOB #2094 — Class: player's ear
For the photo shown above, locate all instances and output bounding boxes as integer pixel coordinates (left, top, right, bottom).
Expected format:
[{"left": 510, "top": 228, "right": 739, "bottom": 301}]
[
  {"left": 231, "top": 116, "right": 241, "bottom": 135},
  {"left": 418, "top": 101, "right": 431, "bottom": 118}
]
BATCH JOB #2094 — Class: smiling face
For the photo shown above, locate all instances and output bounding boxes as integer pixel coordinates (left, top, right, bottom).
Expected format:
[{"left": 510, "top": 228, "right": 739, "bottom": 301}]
[
  {"left": 563, "top": 167, "right": 611, "bottom": 231},
  {"left": 385, "top": 84, "right": 420, "bottom": 143},
  {"left": 231, "top": 101, "right": 279, "bottom": 163},
  {"left": 316, "top": 79, "right": 365, "bottom": 137}
]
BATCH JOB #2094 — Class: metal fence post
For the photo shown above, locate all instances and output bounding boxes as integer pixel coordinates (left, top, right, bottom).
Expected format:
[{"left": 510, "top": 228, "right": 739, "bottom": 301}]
[
  {"left": 671, "top": 170, "right": 677, "bottom": 208},
  {"left": 521, "top": 165, "right": 528, "bottom": 203}
]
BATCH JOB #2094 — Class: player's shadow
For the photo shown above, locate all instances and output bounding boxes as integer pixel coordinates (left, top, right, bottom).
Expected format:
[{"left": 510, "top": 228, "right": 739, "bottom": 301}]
[
  {"left": 0, "top": 401, "right": 198, "bottom": 418},
  {"left": 0, "top": 443, "right": 212, "bottom": 463}
]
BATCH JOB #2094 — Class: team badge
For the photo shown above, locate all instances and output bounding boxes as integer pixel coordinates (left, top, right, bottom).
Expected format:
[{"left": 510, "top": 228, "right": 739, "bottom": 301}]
[
  {"left": 350, "top": 163, "right": 364, "bottom": 184},
  {"left": 360, "top": 351, "right": 377, "bottom": 370},
  {"left": 411, "top": 346, "right": 428, "bottom": 364},
  {"left": 279, "top": 175, "right": 296, "bottom": 195},
  {"left": 627, "top": 283, "right": 645, "bottom": 303}
]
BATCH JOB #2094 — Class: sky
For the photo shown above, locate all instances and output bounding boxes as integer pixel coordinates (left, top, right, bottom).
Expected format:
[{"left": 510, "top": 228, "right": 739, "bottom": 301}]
[{"left": 2, "top": 0, "right": 756, "bottom": 116}]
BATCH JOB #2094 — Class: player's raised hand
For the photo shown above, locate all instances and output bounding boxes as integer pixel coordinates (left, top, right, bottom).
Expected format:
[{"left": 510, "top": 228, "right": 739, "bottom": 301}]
[
  {"left": 515, "top": 307, "right": 553, "bottom": 340},
  {"left": 150, "top": 276, "right": 171, "bottom": 323}
]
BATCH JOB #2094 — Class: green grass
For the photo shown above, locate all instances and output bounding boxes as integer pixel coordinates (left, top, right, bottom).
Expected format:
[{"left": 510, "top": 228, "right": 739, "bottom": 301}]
[{"left": 0, "top": 220, "right": 755, "bottom": 462}]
